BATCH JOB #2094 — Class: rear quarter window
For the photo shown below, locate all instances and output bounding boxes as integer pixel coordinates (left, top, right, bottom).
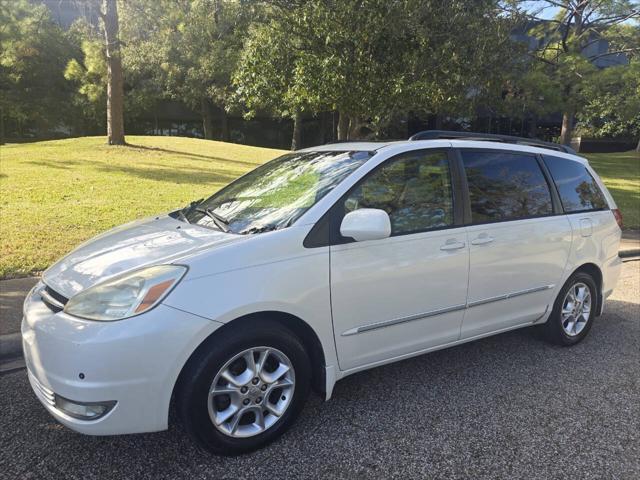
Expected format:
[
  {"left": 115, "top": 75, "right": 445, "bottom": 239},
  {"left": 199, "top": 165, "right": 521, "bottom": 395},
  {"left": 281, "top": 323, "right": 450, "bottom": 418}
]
[{"left": 542, "top": 155, "right": 607, "bottom": 213}]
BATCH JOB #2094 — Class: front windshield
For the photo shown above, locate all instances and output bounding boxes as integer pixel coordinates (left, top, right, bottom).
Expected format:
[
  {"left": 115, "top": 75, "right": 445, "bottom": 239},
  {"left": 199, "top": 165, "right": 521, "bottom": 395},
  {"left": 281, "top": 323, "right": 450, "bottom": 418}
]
[{"left": 181, "top": 150, "right": 372, "bottom": 234}]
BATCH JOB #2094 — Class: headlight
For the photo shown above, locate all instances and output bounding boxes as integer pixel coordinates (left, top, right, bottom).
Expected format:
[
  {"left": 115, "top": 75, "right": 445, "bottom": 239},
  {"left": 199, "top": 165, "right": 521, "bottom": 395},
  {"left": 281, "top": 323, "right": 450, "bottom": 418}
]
[{"left": 64, "top": 265, "right": 187, "bottom": 321}]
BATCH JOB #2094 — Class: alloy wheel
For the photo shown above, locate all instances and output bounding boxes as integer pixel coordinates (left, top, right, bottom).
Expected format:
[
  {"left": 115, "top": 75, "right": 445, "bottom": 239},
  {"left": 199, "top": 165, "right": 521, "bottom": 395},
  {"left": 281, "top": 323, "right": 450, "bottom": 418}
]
[
  {"left": 561, "top": 282, "right": 592, "bottom": 337},
  {"left": 207, "top": 347, "right": 295, "bottom": 438}
]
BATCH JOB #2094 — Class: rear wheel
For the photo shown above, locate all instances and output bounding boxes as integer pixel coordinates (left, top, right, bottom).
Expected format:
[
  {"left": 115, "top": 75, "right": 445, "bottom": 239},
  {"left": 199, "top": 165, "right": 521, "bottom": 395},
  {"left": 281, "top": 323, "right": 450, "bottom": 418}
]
[
  {"left": 544, "top": 272, "right": 597, "bottom": 346},
  {"left": 177, "top": 321, "right": 311, "bottom": 455}
]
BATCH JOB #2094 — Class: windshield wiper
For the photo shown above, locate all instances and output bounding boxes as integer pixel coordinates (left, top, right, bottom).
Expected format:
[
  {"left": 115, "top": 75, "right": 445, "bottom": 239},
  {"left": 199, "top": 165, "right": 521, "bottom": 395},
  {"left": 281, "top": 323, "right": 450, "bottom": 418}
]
[
  {"left": 195, "top": 207, "right": 230, "bottom": 233},
  {"left": 184, "top": 198, "right": 203, "bottom": 213},
  {"left": 241, "top": 225, "right": 278, "bottom": 235},
  {"left": 241, "top": 215, "right": 297, "bottom": 235},
  {"left": 175, "top": 209, "right": 190, "bottom": 224}
]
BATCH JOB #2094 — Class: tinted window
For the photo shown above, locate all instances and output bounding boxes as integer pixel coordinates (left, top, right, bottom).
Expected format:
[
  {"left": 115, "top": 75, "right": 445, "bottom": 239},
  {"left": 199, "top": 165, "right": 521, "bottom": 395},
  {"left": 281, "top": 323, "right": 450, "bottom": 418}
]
[
  {"left": 343, "top": 150, "right": 453, "bottom": 235},
  {"left": 461, "top": 150, "right": 553, "bottom": 224},
  {"left": 543, "top": 155, "right": 607, "bottom": 213}
]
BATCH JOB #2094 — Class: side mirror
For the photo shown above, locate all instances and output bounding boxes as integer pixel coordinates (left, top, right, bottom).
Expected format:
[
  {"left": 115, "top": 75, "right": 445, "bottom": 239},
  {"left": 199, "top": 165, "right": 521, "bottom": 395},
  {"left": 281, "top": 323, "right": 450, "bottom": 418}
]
[{"left": 340, "top": 208, "right": 391, "bottom": 242}]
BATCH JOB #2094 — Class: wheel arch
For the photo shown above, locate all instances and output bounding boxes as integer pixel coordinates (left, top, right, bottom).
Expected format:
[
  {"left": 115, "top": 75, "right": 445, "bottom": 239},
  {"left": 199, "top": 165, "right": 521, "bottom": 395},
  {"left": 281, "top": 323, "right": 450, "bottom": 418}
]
[
  {"left": 568, "top": 262, "right": 603, "bottom": 316},
  {"left": 172, "top": 310, "right": 327, "bottom": 408}
]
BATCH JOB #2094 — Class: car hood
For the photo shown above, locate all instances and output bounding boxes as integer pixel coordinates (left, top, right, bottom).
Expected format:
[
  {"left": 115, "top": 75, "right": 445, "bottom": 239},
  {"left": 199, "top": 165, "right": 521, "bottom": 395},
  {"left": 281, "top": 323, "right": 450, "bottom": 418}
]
[{"left": 42, "top": 215, "right": 242, "bottom": 298}]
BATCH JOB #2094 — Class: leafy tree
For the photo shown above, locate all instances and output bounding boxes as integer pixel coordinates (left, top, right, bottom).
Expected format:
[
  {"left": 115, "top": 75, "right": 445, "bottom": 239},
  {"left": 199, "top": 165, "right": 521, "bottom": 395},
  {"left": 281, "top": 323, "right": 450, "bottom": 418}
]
[
  {"left": 577, "top": 60, "right": 640, "bottom": 149},
  {"left": 233, "top": 17, "right": 319, "bottom": 149},
  {"left": 122, "top": 0, "right": 257, "bottom": 140},
  {"left": 235, "top": 0, "right": 416, "bottom": 144},
  {"left": 398, "top": 0, "right": 524, "bottom": 134},
  {"left": 497, "top": 67, "right": 564, "bottom": 136},
  {"left": 64, "top": 15, "right": 161, "bottom": 134},
  {"left": 65, "top": 39, "right": 106, "bottom": 105},
  {"left": 0, "top": 0, "right": 75, "bottom": 142},
  {"left": 64, "top": 33, "right": 107, "bottom": 133},
  {"left": 291, "top": 0, "right": 413, "bottom": 140},
  {"left": 234, "top": 0, "right": 521, "bottom": 146},
  {"left": 507, "top": 0, "right": 640, "bottom": 145}
]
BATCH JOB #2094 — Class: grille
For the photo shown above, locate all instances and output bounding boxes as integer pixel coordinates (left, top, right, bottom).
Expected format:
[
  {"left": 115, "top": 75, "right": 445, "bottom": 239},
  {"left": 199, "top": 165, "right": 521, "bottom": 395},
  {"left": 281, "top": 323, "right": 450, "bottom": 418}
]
[{"left": 40, "top": 285, "right": 69, "bottom": 313}]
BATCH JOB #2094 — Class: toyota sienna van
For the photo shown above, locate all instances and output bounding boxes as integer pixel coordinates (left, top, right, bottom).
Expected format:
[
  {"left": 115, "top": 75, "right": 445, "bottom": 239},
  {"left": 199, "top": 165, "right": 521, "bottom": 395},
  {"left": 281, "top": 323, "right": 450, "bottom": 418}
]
[{"left": 22, "top": 131, "right": 623, "bottom": 454}]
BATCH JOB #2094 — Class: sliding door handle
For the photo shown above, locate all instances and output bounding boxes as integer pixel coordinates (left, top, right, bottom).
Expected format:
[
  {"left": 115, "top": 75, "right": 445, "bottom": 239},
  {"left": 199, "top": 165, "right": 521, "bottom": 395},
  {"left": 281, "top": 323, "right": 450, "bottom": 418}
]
[{"left": 471, "top": 235, "right": 494, "bottom": 245}]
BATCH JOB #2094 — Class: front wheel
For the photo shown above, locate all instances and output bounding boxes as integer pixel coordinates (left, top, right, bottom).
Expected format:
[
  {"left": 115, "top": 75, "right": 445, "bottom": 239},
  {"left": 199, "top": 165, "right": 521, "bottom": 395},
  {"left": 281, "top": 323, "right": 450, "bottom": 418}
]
[
  {"left": 176, "top": 321, "right": 311, "bottom": 455},
  {"left": 544, "top": 272, "right": 598, "bottom": 346}
]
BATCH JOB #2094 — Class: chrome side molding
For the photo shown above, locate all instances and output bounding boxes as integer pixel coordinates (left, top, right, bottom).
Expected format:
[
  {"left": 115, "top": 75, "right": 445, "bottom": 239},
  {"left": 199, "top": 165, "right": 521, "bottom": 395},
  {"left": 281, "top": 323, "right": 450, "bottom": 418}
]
[
  {"left": 341, "top": 284, "right": 555, "bottom": 336},
  {"left": 341, "top": 303, "right": 466, "bottom": 336},
  {"left": 466, "top": 284, "right": 554, "bottom": 308}
]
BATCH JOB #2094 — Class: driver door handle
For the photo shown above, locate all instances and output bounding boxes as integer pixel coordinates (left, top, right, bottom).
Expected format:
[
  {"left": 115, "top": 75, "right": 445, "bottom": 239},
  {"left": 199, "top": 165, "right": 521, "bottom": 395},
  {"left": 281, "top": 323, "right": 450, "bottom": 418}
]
[{"left": 440, "top": 240, "right": 466, "bottom": 251}]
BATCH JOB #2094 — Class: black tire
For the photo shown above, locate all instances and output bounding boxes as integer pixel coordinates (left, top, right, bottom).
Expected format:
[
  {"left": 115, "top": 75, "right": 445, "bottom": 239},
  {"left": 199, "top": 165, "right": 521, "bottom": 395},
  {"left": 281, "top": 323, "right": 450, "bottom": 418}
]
[
  {"left": 544, "top": 272, "right": 598, "bottom": 346},
  {"left": 176, "top": 319, "right": 311, "bottom": 455}
]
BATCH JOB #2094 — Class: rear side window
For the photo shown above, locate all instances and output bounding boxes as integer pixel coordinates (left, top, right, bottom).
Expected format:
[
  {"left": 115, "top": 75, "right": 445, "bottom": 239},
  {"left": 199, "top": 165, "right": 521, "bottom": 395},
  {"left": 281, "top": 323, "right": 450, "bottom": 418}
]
[
  {"left": 542, "top": 155, "right": 607, "bottom": 213},
  {"left": 461, "top": 150, "right": 553, "bottom": 224}
]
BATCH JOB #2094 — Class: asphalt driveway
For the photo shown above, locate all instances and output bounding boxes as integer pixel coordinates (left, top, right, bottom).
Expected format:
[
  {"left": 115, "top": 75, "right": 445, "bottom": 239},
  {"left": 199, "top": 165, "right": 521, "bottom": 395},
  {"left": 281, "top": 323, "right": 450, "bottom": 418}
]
[{"left": 1, "top": 261, "right": 638, "bottom": 479}]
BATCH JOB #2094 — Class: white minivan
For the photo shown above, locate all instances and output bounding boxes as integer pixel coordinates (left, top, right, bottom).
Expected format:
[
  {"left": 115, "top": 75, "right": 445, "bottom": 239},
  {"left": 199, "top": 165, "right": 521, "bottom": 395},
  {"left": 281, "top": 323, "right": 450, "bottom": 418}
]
[{"left": 23, "top": 132, "right": 623, "bottom": 454}]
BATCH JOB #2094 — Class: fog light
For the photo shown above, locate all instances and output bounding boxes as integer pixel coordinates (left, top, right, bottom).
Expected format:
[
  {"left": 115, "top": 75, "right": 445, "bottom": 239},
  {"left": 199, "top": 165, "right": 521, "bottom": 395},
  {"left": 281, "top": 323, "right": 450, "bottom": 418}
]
[{"left": 54, "top": 395, "right": 116, "bottom": 420}]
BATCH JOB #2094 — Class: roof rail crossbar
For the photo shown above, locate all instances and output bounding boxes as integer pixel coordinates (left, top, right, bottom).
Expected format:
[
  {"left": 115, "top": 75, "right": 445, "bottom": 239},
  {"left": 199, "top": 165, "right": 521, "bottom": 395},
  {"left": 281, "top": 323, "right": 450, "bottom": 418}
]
[{"left": 408, "top": 130, "right": 576, "bottom": 154}]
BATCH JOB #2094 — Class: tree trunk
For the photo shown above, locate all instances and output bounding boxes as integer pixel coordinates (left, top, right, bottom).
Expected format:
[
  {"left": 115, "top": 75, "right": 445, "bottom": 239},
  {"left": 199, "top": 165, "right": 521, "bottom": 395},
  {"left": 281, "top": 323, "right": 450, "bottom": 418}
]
[
  {"left": 337, "top": 111, "right": 349, "bottom": 141},
  {"left": 559, "top": 107, "right": 574, "bottom": 146},
  {"left": 220, "top": 108, "right": 230, "bottom": 142},
  {"left": 636, "top": 137, "right": 640, "bottom": 152},
  {"left": 319, "top": 112, "right": 327, "bottom": 144},
  {"left": 291, "top": 110, "right": 302, "bottom": 150},
  {"left": 201, "top": 98, "right": 214, "bottom": 140},
  {"left": 401, "top": 112, "right": 409, "bottom": 139},
  {"left": 349, "top": 117, "right": 363, "bottom": 140},
  {"left": 101, "top": 0, "right": 125, "bottom": 145},
  {"left": 434, "top": 114, "right": 443, "bottom": 130},
  {"left": 0, "top": 108, "right": 4, "bottom": 145},
  {"left": 528, "top": 115, "right": 537, "bottom": 138}
]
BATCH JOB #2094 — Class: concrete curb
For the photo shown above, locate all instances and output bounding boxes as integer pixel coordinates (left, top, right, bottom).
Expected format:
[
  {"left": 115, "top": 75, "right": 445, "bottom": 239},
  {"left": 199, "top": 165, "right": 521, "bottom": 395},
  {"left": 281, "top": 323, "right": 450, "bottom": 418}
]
[
  {"left": 0, "top": 333, "right": 22, "bottom": 361},
  {"left": 619, "top": 249, "right": 640, "bottom": 259}
]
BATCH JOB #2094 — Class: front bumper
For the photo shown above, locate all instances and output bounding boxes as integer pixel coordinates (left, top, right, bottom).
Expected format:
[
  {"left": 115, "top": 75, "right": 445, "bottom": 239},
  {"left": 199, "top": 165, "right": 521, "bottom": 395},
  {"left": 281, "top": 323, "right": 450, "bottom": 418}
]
[{"left": 22, "top": 283, "right": 222, "bottom": 435}]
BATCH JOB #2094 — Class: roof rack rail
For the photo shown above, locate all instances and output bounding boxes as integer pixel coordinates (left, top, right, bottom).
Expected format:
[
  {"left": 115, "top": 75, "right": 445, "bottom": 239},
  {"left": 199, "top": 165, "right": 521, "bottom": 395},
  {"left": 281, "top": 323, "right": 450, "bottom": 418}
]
[{"left": 408, "top": 130, "right": 576, "bottom": 154}]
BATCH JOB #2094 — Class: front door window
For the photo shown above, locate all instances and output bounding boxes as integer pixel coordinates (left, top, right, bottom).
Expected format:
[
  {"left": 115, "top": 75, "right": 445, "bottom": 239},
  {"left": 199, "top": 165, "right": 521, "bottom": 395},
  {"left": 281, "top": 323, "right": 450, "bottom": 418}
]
[{"left": 342, "top": 150, "right": 454, "bottom": 236}]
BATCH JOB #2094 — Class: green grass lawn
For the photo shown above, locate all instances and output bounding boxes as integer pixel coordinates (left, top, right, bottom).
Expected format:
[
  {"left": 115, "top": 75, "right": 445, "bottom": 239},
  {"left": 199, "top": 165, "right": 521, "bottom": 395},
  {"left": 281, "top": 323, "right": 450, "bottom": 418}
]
[
  {"left": 0, "top": 136, "right": 285, "bottom": 278},
  {"left": 584, "top": 150, "right": 640, "bottom": 231},
  {"left": 0, "top": 136, "right": 638, "bottom": 279}
]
